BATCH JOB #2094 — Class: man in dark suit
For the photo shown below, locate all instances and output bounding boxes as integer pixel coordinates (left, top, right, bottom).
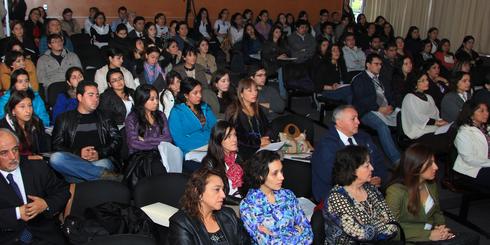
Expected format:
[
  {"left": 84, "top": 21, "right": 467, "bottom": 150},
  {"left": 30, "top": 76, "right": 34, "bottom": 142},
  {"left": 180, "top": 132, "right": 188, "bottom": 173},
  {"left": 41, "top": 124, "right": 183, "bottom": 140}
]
[
  {"left": 0, "top": 129, "right": 70, "bottom": 244},
  {"left": 311, "top": 105, "right": 389, "bottom": 202}
]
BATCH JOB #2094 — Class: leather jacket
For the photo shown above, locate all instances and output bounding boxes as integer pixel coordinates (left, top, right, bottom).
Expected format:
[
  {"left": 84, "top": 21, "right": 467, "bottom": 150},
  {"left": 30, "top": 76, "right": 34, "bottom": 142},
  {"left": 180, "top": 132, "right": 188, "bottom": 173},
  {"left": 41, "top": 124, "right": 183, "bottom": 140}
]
[
  {"left": 168, "top": 207, "right": 251, "bottom": 245},
  {"left": 52, "top": 109, "right": 122, "bottom": 167}
]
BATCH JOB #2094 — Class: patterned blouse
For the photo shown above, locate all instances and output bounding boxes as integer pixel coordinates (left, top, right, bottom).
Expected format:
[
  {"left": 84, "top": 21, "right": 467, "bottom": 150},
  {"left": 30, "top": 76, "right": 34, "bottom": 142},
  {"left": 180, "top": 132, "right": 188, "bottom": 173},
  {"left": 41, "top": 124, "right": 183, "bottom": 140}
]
[
  {"left": 323, "top": 184, "right": 398, "bottom": 245},
  {"left": 240, "top": 188, "right": 313, "bottom": 244}
]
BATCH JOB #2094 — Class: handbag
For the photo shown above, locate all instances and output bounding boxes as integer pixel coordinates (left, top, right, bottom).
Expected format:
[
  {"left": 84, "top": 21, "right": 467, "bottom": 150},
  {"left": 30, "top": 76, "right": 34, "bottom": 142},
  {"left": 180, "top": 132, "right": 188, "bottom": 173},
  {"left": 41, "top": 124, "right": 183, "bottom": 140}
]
[{"left": 279, "top": 123, "right": 314, "bottom": 154}]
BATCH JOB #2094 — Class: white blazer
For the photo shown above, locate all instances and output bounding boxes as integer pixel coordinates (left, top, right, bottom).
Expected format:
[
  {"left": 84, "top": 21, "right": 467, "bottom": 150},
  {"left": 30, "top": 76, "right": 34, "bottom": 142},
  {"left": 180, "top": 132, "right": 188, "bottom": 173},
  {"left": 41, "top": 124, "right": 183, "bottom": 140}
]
[{"left": 454, "top": 125, "right": 490, "bottom": 178}]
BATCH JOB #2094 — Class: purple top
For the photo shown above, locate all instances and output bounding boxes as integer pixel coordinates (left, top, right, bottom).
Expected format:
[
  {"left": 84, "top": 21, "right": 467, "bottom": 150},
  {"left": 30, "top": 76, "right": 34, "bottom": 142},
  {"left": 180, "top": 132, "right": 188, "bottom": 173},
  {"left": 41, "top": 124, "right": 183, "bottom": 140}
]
[{"left": 125, "top": 110, "right": 173, "bottom": 154}]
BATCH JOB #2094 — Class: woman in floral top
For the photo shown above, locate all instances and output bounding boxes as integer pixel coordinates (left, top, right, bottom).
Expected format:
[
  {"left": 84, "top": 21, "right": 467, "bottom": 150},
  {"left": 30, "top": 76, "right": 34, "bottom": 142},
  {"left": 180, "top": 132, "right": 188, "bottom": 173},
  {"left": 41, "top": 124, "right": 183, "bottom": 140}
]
[
  {"left": 323, "top": 145, "right": 398, "bottom": 244},
  {"left": 240, "top": 150, "right": 313, "bottom": 244}
]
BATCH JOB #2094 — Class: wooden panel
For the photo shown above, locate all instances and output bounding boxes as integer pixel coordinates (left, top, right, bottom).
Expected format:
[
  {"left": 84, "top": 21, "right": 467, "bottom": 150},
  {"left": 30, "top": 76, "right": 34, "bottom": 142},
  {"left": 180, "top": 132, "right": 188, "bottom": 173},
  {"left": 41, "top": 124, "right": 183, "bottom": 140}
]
[{"left": 25, "top": 0, "right": 341, "bottom": 25}]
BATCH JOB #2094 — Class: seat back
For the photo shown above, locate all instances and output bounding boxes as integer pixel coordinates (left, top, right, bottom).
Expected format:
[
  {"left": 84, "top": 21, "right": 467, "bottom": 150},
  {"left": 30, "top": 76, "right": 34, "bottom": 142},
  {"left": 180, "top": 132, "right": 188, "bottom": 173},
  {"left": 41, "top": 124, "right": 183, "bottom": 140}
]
[
  {"left": 133, "top": 173, "right": 190, "bottom": 208},
  {"left": 311, "top": 209, "right": 326, "bottom": 245},
  {"left": 71, "top": 33, "right": 91, "bottom": 51},
  {"left": 47, "top": 81, "right": 68, "bottom": 108},
  {"left": 282, "top": 159, "right": 312, "bottom": 198},
  {"left": 70, "top": 180, "right": 131, "bottom": 217},
  {"left": 84, "top": 234, "right": 157, "bottom": 245}
]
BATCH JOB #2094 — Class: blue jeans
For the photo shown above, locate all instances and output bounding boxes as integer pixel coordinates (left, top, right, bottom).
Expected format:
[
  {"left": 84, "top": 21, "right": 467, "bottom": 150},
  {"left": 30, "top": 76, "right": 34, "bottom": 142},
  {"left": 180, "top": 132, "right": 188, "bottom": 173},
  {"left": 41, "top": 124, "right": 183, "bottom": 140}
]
[
  {"left": 321, "top": 86, "right": 353, "bottom": 104},
  {"left": 277, "top": 67, "right": 287, "bottom": 99},
  {"left": 361, "top": 112, "right": 400, "bottom": 163},
  {"left": 49, "top": 152, "right": 114, "bottom": 183}
]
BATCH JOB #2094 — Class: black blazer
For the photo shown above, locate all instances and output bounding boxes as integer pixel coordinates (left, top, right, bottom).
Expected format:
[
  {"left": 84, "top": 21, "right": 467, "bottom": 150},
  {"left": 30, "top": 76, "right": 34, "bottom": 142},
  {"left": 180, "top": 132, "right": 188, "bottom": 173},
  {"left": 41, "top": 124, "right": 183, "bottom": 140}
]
[
  {"left": 99, "top": 88, "right": 134, "bottom": 125},
  {"left": 352, "top": 71, "right": 395, "bottom": 116},
  {"left": 0, "top": 160, "right": 70, "bottom": 244},
  {"left": 168, "top": 207, "right": 251, "bottom": 245}
]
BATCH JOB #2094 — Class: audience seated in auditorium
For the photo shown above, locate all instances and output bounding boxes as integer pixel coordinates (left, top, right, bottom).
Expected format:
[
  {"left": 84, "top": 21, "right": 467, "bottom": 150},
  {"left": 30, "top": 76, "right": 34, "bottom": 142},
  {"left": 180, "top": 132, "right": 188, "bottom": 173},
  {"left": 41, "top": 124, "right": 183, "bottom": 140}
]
[
  {"left": 83, "top": 7, "right": 99, "bottom": 34},
  {"left": 454, "top": 100, "right": 490, "bottom": 188},
  {"left": 0, "top": 129, "right": 69, "bottom": 245},
  {"left": 143, "top": 22, "right": 164, "bottom": 51},
  {"left": 404, "top": 26, "right": 423, "bottom": 57},
  {"left": 154, "top": 13, "right": 169, "bottom": 40},
  {"left": 202, "top": 121, "right": 244, "bottom": 198},
  {"left": 423, "top": 59, "right": 449, "bottom": 109},
  {"left": 136, "top": 46, "right": 166, "bottom": 92},
  {"left": 386, "top": 144, "right": 479, "bottom": 244},
  {"left": 173, "top": 46, "right": 209, "bottom": 88},
  {"left": 125, "top": 84, "right": 172, "bottom": 175},
  {"left": 168, "top": 168, "right": 250, "bottom": 244},
  {"left": 174, "top": 21, "right": 195, "bottom": 51},
  {"left": 196, "top": 38, "right": 217, "bottom": 82},
  {"left": 128, "top": 16, "right": 145, "bottom": 39},
  {"left": 414, "top": 39, "right": 435, "bottom": 70},
  {"left": 202, "top": 69, "right": 234, "bottom": 119},
  {"left": 1, "top": 50, "right": 38, "bottom": 92},
  {"left": 401, "top": 72, "right": 455, "bottom": 154},
  {"left": 242, "top": 23, "right": 263, "bottom": 65},
  {"left": 311, "top": 105, "right": 387, "bottom": 202},
  {"left": 0, "top": 69, "right": 49, "bottom": 126},
  {"left": 287, "top": 19, "right": 316, "bottom": 64},
  {"left": 50, "top": 80, "right": 122, "bottom": 183},
  {"left": 240, "top": 150, "right": 313, "bottom": 244},
  {"left": 311, "top": 42, "right": 352, "bottom": 104},
  {"left": 61, "top": 8, "right": 81, "bottom": 36},
  {"left": 159, "top": 71, "right": 182, "bottom": 118},
  {"left": 39, "top": 18, "right": 74, "bottom": 55},
  {"left": 351, "top": 53, "right": 400, "bottom": 163},
  {"left": 255, "top": 10, "right": 272, "bottom": 40},
  {"left": 89, "top": 12, "right": 111, "bottom": 48},
  {"left": 441, "top": 72, "right": 472, "bottom": 123},
  {"left": 95, "top": 47, "right": 137, "bottom": 93},
  {"left": 108, "top": 7, "right": 126, "bottom": 33},
  {"left": 52, "top": 67, "right": 83, "bottom": 120},
  {"left": 251, "top": 66, "right": 286, "bottom": 121},
  {"left": 36, "top": 33, "right": 82, "bottom": 88},
  {"left": 99, "top": 68, "right": 134, "bottom": 126},
  {"left": 342, "top": 33, "right": 366, "bottom": 82},
  {"left": 168, "top": 77, "right": 216, "bottom": 157},
  {"left": 225, "top": 78, "right": 272, "bottom": 160},
  {"left": 7, "top": 21, "right": 38, "bottom": 61},
  {"left": 323, "top": 145, "right": 398, "bottom": 244},
  {"left": 0, "top": 91, "right": 49, "bottom": 157}
]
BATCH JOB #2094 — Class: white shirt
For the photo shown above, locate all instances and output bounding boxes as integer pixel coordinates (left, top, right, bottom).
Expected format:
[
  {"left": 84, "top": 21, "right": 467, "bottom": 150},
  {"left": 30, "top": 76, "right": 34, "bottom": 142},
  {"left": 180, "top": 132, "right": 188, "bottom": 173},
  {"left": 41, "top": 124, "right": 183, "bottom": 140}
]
[
  {"left": 1, "top": 167, "right": 27, "bottom": 219},
  {"left": 336, "top": 128, "right": 358, "bottom": 146},
  {"left": 214, "top": 19, "right": 230, "bottom": 34}
]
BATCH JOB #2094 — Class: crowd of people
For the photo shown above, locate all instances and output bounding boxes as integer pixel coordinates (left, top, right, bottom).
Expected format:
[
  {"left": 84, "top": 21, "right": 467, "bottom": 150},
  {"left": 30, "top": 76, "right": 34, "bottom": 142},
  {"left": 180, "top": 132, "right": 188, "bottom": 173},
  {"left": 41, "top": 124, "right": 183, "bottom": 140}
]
[{"left": 0, "top": 1, "right": 488, "bottom": 244}]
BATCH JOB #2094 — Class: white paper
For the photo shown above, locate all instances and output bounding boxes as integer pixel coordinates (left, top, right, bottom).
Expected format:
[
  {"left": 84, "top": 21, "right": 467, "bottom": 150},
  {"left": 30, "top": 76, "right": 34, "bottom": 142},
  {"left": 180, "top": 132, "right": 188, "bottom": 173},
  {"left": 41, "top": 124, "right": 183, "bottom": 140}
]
[
  {"left": 336, "top": 84, "right": 351, "bottom": 89},
  {"left": 184, "top": 144, "right": 208, "bottom": 162},
  {"left": 284, "top": 153, "right": 312, "bottom": 163},
  {"left": 256, "top": 142, "right": 285, "bottom": 153},
  {"left": 434, "top": 122, "right": 453, "bottom": 135},
  {"left": 298, "top": 197, "right": 316, "bottom": 221},
  {"left": 158, "top": 142, "right": 184, "bottom": 173},
  {"left": 140, "top": 202, "right": 179, "bottom": 227}
]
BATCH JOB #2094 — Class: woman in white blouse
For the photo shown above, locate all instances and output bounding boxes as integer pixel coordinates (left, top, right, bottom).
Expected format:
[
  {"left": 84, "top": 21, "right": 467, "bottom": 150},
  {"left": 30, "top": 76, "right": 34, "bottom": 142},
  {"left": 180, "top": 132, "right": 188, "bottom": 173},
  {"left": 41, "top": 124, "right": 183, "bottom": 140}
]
[
  {"left": 454, "top": 100, "right": 490, "bottom": 188},
  {"left": 159, "top": 71, "right": 182, "bottom": 118},
  {"left": 401, "top": 73, "right": 455, "bottom": 154}
]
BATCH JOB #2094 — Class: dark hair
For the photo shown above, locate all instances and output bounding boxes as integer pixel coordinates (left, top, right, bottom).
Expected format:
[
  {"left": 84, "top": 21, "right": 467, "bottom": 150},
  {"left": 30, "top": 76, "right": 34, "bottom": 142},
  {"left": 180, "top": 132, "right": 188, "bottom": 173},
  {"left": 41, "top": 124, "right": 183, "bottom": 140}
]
[
  {"left": 437, "top": 38, "right": 451, "bottom": 53},
  {"left": 182, "top": 45, "right": 197, "bottom": 59},
  {"left": 332, "top": 145, "right": 369, "bottom": 186},
  {"left": 160, "top": 71, "right": 182, "bottom": 109},
  {"left": 295, "top": 19, "right": 308, "bottom": 29},
  {"left": 118, "top": 6, "right": 127, "bottom": 12},
  {"left": 242, "top": 150, "right": 282, "bottom": 193},
  {"left": 457, "top": 99, "right": 488, "bottom": 127},
  {"left": 4, "top": 51, "right": 24, "bottom": 68},
  {"left": 143, "top": 22, "right": 156, "bottom": 37},
  {"left": 176, "top": 21, "right": 188, "bottom": 35},
  {"left": 316, "top": 38, "right": 330, "bottom": 57},
  {"left": 65, "top": 66, "right": 84, "bottom": 84},
  {"left": 93, "top": 12, "right": 106, "bottom": 24},
  {"left": 133, "top": 84, "right": 166, "bottom": 138},
  {"left": 320, "top": 9, "right": 329, "bottom": 16},
  {"left": 178, "top": 77, "right": 203, "bottom": 116},
  {"left": 211, "top": 69, "right": 234, "bottom": 106},
  {"left": 449, "top": 71, "right": 470, "bottom": 92},
  {"left": 268, "top": 24, "right": 283, "bottom": 43},
  {"left": 405, "top": 26, "right": 419, "bottom": 40},
  {"left": 133, "top": 16, "right": 145, "bottom": 25},
  {"left": 47, "top": 33, "right": 63, "bottom": 45},
  {"left": 145, "top": 46, "right": 160, "bottom": 57},
  {"left": 5, "top": 90, "right": 43, "bottom": 153},
  {"left": 366, "top": 53, "right": 382, "bottom": 65},
  {"left": 105, "top": 68, "right": 130, "bottom": 95},
  {"left": 257, "top": 9, "right": 269, "bottom": 23},
  {"left": 196, "top": 38, "right": 210, "bottom": 55},
  {"left": 421, "top": 39, "right": 432, "bottom": 52},
  {"left": 422, "top": 59, "right": 440, "bottom": 74},
  {"left": 105, "top": 47, "right": 124, "bottom": 65},
  {"left": 356, "top": 13, "right": 366, "bottom": 24},
  {"left": 384, "top": 41, "right": 397, "bottom": 50},
  {"left": 226, "top": 78, "right": 258, "bottom": 122},
  {"left": 286, "top": 13, "right": 295, "bottom": 25},
  {"left": 28, "top": 8, "right": 40, "bottom": 21},
  {"left": 10, "top": 69, "right": 29, "bottom": 91},
  {"left": 62, "top": 8, "right": 72, "bottom": 16},
  {"left": 374, "top": 16, "right": 386, "bottom": 24},
  {"left": 231, "top": 13, "right": 242, "bottom": 29},
  {"left": 427, "top": 27, "right": 438, "bottom": 38},
  {"left": 243, "top": 23, "right": 264, "bottom": 42},
  {"left": 181, "top": 167, "right": 227, "bottom": 221},
  {"left": 389, "top": 144, "right": 435, "bottom": 215},
  {"left": 458, "top": 35, "right": 475, "bottom": 51},
  {"left": 154, "top": 13, "right": 166, "bottom": 24},
  {"left": 298, "top": 10, "right": 308, "bottom": 20},
  {"left": 76, "top": 80, "right": 98, "bottom": 96},
  {"left": 203, "top": 120, "right": 236, "bottom": 174},
  {"left": 218, "top": 8, "right": 229, "bottom": 19},
  {"left": 116, "top": 23, "right": 128, "bottom": 33}
]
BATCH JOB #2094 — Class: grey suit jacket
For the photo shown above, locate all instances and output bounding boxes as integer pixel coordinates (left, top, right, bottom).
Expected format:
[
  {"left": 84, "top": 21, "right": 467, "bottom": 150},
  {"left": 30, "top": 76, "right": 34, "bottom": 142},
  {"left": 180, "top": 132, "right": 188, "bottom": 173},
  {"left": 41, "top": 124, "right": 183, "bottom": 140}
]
[{"left": 441, "top": 91, "right": 467, "bottom": 122}]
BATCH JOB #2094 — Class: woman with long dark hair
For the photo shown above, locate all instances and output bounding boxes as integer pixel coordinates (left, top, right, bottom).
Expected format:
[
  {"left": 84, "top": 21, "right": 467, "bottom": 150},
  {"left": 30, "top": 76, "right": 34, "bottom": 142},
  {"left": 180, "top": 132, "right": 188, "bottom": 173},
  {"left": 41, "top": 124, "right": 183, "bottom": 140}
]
[
  {"left": 424, "top": 59, "right": 449, "bottom": 109},
  {"left": 230, "top": 12, "right": 244, "bottom": 45},
  {"left": 99, "top": 68, "right": 134, "bottom": 126},
  {"left": 173, "top": 46, "right": 209, "bottom": 88},
  {"left": 196, "top": 38, "right": 217, "bottom": 82},
  {"left": 6, "top": 21, "right": 38, "bottom": 61},
  {"left": 202, "top": 120, "right": 244, "bottom": 198},
  {"left": 23, "top": 8, "right": 44, "bottom": 47},
  {"left": 143, "top": 22, "right": 164, "bottom": 51},
  {"left": 0, "top": 90, "right": 49, "bottom": 158},
  {"left": 137, "top": 46, "right": 166, "bottom": 92},
  {"left": 434, "top": 39, "right": 455, "bottom": 72},
  {"left": 0, "top": 50, "right": 38, "bottom": 92},
  {"left": 125, "top": 84, "right": 172, "bottom": 155},
  {"left": 159, "top": 71, "right": 182, "bottom": 118},
  {"left": 405, "top": 26, "right": 423, "bottom": 56},
  {"left": 52, "top": 67, "right": 83, "bottom": 120},
  {"left": 387, "top": 144, "right": 479, "bottom": 244},
  {"left": 254, "top": 10, "right": 271, "bottom": 40},
  {"left": 95, "top": 47, "right": 136, "bottom": 93},
  {"left": 168, "top": 168, "right": 250, "bottom": 244},
  {"left": 242, "top": 23, "right": 263, "bottom": 65},
  {"left": 392, "top": 56, "right": 417, "bottom": 107},
  {"left": 160, "top": 38, "right": 182, "bottom": 71},
  {"left": 441, "top": 72, "right": 472, "bottom": 122},
  {"left": 261, "top": 25, "right": 288, "bottom": 78},
  {"left": 202, "top": 69, "right": 234, "bottom": 119},
  {"left": 194, "top": 8, "right": 214, "bottom": 41}
]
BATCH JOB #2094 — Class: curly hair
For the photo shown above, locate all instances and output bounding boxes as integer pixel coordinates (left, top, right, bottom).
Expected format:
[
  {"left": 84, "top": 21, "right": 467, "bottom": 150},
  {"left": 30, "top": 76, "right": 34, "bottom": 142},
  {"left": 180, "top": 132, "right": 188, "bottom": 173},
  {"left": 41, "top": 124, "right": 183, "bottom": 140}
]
[
  {"left": 241, "top": 150, "right": 281, "bottom": 195},
  {"left": 181, "top": 168, "right": 227, "bottom": 221},
  {"left": 332, "top": 145, "right": 369, "bottom": 186}
]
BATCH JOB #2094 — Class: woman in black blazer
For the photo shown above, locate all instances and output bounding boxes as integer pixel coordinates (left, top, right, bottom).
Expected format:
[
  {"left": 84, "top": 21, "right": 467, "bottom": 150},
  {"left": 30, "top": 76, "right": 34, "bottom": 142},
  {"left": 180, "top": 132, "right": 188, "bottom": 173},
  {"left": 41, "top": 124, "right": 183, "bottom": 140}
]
[{"left": 99, "top": 68, "right": 134, "bottom": 126}]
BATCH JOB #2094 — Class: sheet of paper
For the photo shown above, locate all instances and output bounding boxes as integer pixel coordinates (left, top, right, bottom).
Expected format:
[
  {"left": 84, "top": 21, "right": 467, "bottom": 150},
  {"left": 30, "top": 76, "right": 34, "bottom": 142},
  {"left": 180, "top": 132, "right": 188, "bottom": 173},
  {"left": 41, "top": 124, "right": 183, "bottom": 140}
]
[
  {"left": 184, "top": 144, "right": 208, "bottom": 162},
  {"left": 284, "top": 153, "right": 312, "bottom": 163},
  {"left": 140, "top": 202, "right": 179, "bottom": 227},
  {"left": 256, "top": 141, "right": 285, "bottom": 153},
  {"left": 434, "top": 122, "right": 453, "bottom": 135}
]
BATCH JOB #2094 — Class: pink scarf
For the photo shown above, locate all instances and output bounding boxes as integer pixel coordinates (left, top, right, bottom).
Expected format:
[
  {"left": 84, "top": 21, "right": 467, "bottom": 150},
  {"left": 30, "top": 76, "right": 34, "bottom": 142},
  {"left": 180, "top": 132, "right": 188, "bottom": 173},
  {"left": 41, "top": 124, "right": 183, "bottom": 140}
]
[{"left": 224, "top": 152, "right": 243, "bottom": 189}]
